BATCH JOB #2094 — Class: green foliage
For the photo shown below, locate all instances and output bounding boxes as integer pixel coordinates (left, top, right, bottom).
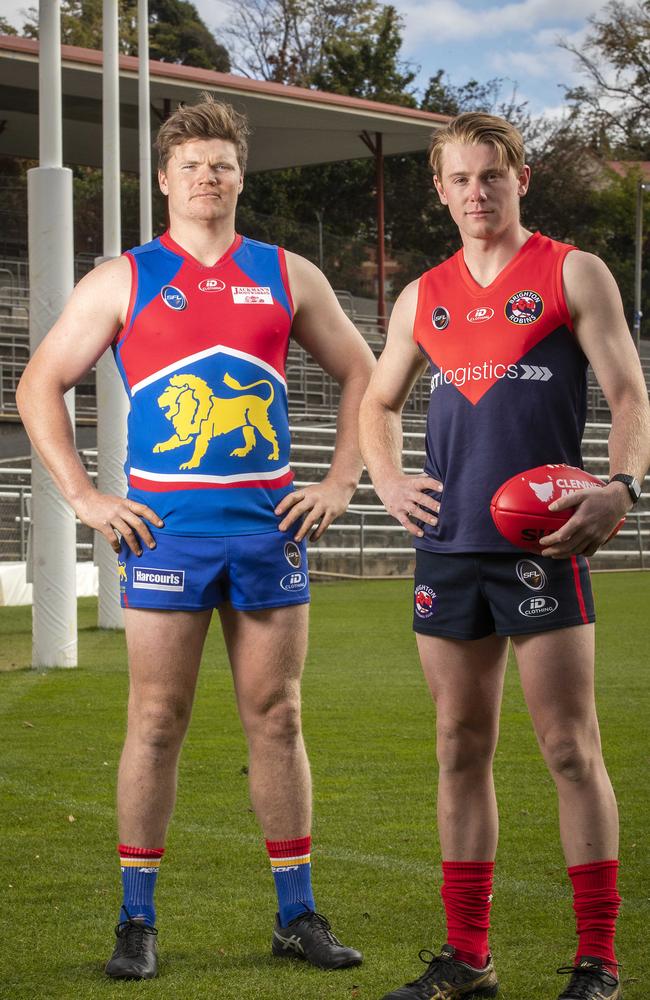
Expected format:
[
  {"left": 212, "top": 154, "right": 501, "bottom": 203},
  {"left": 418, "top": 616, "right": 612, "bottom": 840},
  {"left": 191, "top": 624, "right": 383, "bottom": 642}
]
[
  {"left": 1, "top": 574, "right": 649, "bottom": 997},
  {"left": 20, "top": 0, "right": 229, "bottom": 70},
  {"left": 0, "top": 16, "right": 18, "bottom": 34}
]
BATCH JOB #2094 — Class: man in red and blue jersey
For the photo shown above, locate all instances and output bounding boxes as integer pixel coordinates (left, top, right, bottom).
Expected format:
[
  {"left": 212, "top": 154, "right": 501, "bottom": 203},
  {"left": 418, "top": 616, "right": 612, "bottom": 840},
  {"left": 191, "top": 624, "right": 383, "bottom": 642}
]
[
  {"left": 360, "top": 113, "right": 650, "bottom": 1000},
  {"left": 17, "top": 95, "right": 374, "bottom": 980}
]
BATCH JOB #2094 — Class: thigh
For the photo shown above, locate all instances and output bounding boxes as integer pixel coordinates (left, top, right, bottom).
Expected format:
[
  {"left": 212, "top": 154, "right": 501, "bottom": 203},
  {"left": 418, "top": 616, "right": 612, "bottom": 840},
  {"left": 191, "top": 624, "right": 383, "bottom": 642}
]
[
  {"left": 219, "top": 603, "right": 309, "bottom": 719},
  {"left": 512, "top": 624, "right": 599, "bottom": 738},
  {"left": 123, "top": 607, "right": 212, "bottom": 708},
  {"left": 417, "top": 632, "right": 509, "bottom": 734},
  {"left": 481, "top": 553, "right": 595, "bottom": 637},
  {"left": 413, "top": 550, "right": 495, "bottom": 639}
]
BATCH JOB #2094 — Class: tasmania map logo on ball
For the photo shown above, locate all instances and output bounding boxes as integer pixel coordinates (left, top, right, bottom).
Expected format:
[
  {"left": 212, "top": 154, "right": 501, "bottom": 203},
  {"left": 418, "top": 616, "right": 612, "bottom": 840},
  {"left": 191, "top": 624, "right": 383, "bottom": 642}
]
[{"left": 490, "top": 463, "right": 625, "bottom": 554}]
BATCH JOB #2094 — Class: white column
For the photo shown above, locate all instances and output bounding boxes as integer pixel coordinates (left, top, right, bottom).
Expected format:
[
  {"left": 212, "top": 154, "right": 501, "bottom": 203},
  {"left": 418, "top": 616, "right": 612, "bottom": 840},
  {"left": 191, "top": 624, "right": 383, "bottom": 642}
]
[
  {"left": 139, "top": 0, "right": 152, "bottom": 243},
  {"left": 96, "top": 0, "right": 127, "bottom": 629},
  {"left": 27, "top": 0, "right": 77, "bottom": 667}
]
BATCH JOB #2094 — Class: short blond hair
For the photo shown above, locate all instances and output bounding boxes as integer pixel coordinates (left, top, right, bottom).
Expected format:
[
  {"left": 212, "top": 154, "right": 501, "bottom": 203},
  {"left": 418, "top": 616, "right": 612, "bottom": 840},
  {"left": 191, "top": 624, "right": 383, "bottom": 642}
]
[
  {"left": 155, "top": 92, "right": 250, "bottom": 173},
  {"left": 428, "top": 112, "right": 525, "bottom": 179}
]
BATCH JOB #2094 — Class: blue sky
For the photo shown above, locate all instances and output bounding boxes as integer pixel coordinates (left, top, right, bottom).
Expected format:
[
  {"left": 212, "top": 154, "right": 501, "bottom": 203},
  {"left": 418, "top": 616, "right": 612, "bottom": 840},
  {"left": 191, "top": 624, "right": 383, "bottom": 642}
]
[{"left": 1, "top": 0, "right": 612, "bottom": 117}]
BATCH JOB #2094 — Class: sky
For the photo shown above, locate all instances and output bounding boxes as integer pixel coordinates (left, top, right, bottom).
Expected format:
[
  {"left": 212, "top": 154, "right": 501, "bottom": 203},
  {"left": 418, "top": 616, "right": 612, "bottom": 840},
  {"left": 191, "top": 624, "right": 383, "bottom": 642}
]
[{"left": 0, "top": 0, "right": 613, "bottom": 117}]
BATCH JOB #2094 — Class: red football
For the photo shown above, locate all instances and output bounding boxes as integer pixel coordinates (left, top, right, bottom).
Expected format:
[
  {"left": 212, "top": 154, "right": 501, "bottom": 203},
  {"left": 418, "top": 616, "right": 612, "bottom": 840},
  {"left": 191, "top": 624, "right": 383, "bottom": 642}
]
[{"left": 490, "top": 463, "right": 625, "bottom": 554}]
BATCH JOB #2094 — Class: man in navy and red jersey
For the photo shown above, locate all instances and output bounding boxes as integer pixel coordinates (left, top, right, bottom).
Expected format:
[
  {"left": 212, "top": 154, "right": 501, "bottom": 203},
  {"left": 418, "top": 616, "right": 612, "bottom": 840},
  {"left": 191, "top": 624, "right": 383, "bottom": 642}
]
[
  {"left": 17, "top": 95, "right": 374, "bottom": 980},
  {"left": 360, "top": 112, "right": 650, "bottom": 1000}
]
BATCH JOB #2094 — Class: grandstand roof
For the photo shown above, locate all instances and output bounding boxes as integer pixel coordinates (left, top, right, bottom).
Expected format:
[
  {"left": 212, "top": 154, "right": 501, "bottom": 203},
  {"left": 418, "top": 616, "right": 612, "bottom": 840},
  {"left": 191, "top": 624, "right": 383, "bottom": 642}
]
[{"left": 0, "top": 35, "right": 448, "bottom": 173}]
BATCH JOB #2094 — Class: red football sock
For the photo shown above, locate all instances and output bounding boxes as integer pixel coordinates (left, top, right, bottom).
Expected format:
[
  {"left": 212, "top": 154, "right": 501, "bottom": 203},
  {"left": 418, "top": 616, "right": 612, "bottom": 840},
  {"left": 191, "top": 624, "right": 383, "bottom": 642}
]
[
  {"left": 440, "top": 860, "right": 494, "bottom": 968},
  {"left": 568, "top": 860, "right": 621, "bottom": 976}
]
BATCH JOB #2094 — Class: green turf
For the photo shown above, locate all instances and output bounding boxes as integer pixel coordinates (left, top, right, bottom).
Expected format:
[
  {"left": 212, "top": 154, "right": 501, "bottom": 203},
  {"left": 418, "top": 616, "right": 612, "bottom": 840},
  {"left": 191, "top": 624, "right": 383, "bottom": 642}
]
[{"left": 0, "top": 574, "right": 648, "bottom": 999}]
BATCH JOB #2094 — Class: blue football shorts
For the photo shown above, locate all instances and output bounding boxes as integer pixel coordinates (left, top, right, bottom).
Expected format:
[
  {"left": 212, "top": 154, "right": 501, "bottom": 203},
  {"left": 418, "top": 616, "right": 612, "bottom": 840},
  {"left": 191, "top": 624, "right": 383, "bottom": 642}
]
[
  {"left": 118, "top": 528, "right": 310, "bottom": 612},
  {"left": 413, "top": 550, "right": 595, "bottom": 639}
]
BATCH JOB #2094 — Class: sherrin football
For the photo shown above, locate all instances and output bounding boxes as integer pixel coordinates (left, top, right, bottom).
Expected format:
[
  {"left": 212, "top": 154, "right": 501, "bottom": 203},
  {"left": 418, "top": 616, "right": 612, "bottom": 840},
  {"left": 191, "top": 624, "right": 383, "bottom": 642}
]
[{"left": 490, "top": 463, "right": 625, "bottom": 554}]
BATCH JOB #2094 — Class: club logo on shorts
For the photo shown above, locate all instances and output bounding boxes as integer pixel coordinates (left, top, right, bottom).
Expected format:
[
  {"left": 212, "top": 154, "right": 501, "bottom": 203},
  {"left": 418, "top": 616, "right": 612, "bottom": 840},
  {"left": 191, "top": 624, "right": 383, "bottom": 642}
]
[
  {"left": 198, "top": 278, "right": 226, "bottom": 292},
  {"left": 467, "top": 307, "right": 494, "bottom": 323},
  {"left": 133, "top": 567, "right": 185, "bottom": 592},
  {"left": 161, "top": 285, "right": 187, "bottom": 311},
  {"left": 415, "top": 584, "right": 437, "bottom": 618},
  {"left": 284, "top": 541, "right": 302, "bottom": 569},
  {"left": 518, "top": 595, "right": 558, "bottom": 618},
  {"left": 432, "top": 306, "right": 450, "bottom": 331},
  {"left": 280, "top": 572, "right": 307, "bottom": 592},
  {"left": 516, "top": 559, "right": 547, "bottom": 591},
  {"left": 117, "top": 561, "right": 127, "bottom": 583},
  {"left": 505, "top": 290, "right": 543, "bottom": 325}
]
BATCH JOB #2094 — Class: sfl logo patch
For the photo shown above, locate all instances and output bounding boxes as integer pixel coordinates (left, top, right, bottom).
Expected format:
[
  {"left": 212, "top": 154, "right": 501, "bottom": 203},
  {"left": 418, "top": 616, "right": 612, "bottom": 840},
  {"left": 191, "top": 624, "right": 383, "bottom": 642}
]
[{"left": 415, "top": 584, "right": 437, "bottom": 618}]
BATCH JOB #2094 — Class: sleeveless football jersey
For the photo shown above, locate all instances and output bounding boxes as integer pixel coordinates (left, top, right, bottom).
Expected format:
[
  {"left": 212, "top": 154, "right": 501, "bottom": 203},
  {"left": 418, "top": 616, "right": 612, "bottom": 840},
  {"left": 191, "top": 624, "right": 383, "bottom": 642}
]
[
  {"left": 114, "top": 232, "right": 295, "bottom": 535},
  {"left": 413, "top": 232, "right": 587, "bottom": 552}
]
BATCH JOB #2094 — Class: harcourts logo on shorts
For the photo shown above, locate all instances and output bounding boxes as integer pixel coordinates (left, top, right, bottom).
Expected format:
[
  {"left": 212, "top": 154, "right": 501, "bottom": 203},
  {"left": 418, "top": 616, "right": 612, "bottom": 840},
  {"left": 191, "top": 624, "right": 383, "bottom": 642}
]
[
  {"left": 518, "top": 596, "right": 558, "bottom": 618},
  {"left": 280, "top": 572, "right": 307, "bottom": 592},
  {"left": 133, "top": 567, "right": 185, "bottom": 592}
]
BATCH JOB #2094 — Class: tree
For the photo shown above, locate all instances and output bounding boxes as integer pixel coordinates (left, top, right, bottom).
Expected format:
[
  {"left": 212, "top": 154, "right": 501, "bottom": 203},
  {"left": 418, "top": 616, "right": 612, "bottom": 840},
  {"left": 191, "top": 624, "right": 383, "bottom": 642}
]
[
  {"left": 560, "top": 0, "right": 650, "bottom": 157},
  {"left": 0, "top": 17, "right": 18, "bottom": 34},
  {"left": 223, "top": 0, "right": 378, "bottom": 85},
  {"left": 21, "top": 0, "right": 230, "bottom": 71}
]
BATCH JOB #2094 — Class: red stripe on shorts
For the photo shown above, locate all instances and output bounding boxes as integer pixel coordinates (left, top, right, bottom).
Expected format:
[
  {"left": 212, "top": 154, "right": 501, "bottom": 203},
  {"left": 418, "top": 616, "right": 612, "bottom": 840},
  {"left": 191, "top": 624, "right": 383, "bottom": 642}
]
[{"left": 571, "top": 556, "right": 589, "bottom": 624}]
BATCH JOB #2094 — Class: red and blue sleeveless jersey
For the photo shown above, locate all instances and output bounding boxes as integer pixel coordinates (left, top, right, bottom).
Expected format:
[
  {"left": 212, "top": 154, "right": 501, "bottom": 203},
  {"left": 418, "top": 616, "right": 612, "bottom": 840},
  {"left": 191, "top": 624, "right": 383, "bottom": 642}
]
[
  {"left": 114, "top": 232, "right": 295, "bottom": 535},
  {"left": 413, "top": 232, "right": 587, "bottom": 552}
]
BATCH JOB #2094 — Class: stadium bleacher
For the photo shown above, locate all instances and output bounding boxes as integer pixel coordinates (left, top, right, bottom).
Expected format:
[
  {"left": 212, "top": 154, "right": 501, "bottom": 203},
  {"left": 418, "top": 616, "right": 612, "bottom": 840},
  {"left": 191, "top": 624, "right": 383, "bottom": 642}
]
[{"left": 1, "top": 255, "right": 649, "bottom": 576}]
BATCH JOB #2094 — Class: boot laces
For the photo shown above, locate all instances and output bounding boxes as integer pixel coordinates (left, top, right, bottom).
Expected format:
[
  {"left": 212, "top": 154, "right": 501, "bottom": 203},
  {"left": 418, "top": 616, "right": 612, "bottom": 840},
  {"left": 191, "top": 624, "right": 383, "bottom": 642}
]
[{"left": 556, "top": 962, "right": 619, "bottom": 998}]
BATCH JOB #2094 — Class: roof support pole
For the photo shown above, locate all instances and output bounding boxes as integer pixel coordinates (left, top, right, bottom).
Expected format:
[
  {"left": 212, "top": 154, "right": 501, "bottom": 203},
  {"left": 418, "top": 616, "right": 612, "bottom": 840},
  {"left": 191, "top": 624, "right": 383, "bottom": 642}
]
[
  {"left": 360, "top": 130, "right": 387, "bottom": 332},
  {"left": 95, "top": 0, "right": 128, "bottom": 629},
  {"left": 27, "top": 0, "right": 77, "bottom": 667},
  {"left": 138, "top": 0, "right": 152, "bottom": 243}
]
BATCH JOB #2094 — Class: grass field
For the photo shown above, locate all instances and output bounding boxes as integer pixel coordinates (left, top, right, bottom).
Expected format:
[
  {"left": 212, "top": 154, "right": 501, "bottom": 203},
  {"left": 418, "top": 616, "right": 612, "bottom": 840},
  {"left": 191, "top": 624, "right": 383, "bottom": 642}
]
[{"left": 0, "top": 574, "right": 648, "bottom": 1000}]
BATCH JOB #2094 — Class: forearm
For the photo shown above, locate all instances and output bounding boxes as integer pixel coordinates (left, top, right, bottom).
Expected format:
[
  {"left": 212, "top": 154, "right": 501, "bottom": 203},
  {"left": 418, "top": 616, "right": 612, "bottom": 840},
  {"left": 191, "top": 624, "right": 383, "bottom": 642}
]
[
  {"left": 359, "top": 395, "right": 405, "bottom": 494},
  {"left": 607, "top": 396, "right": 650, "bottom": 484},
  {"left": 326, "top": 372, "right": 369, "bottom": 490},
  {"left": 17, "top": 377, "right": 96, "bottom": 512}
]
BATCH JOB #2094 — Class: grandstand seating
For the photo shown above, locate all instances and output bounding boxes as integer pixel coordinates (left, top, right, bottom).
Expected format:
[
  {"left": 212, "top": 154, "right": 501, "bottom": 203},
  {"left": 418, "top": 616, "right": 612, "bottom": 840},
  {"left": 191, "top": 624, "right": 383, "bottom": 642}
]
[{"left": 1, "top": 256, "right": 649, "bottom": 575}]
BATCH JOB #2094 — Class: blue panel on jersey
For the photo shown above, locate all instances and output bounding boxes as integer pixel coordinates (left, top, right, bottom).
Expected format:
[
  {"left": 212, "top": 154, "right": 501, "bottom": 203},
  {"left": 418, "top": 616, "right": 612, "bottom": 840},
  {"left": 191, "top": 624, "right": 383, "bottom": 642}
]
[
  {"left": 234, "top": 239, "right": 293, "bottom": 321},
  {"left": 129, "top": 239, "right": 184, "bottom": 328}
]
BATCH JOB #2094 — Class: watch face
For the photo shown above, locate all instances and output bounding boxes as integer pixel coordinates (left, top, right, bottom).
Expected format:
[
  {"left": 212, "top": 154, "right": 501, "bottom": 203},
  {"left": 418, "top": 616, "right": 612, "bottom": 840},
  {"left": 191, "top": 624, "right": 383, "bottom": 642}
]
[{"left": 612, "top": 474, "right": 641, "bottom": 503}]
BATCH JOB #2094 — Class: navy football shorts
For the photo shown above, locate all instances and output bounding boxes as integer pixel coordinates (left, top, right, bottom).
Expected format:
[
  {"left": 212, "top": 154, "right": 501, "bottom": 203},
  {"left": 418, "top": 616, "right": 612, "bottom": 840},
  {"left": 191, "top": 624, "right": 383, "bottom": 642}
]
[
  {"left": 118, "top": 528, "right": 310, "bottom": 612},
  {"left": 413, "top": 550, "right": 595, "bottom": 639}
]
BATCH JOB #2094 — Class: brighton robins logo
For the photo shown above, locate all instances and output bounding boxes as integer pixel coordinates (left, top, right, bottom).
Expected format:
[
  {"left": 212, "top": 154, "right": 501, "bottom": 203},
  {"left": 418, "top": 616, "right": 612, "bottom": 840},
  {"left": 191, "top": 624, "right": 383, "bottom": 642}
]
[
  {"left": 505, "top": 290, "right": 543, "bottom": 325},
  {"left": 153, "top": 373, "right": 279, "bottom": 470},
  {"left": 414, "top": 584, "right": 437, "bottom": 618}
]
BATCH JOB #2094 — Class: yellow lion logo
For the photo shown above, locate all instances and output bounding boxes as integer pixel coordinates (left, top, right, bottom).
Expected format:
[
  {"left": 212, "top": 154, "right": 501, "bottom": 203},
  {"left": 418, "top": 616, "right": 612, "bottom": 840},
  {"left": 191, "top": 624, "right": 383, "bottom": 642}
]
[
  {"left": 153, "top": 372, "right": 279, "bottom": 470},
  {"left": 118, "top": 561, "right": 127, "bottom": 582}
]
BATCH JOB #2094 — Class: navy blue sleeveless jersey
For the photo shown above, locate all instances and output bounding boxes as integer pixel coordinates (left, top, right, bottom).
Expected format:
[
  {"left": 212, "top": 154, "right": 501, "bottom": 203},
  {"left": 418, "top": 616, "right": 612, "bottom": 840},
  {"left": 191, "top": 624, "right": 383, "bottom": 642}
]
[{"left": 412, "top": 232, "right": 587, "bottom": 553}]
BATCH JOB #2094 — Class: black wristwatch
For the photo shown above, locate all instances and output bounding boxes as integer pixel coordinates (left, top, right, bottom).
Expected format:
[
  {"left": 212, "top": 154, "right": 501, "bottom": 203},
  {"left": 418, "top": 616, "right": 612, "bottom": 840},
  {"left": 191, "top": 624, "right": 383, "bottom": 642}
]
[{"left": 608, "top": 474, "right": 642, "bottom": 505}]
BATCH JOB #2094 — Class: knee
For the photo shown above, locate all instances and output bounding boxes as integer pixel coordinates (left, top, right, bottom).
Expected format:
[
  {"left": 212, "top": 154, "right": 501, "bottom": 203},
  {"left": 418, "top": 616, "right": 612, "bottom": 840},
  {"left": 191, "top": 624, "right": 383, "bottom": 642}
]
[
  {"left": 436, "top": 721, "right": 496, "bottom": 774},
  {"left": 541, "top": 730, "right": 599, "bottom": 784},
  {"left": 129, "top": 697, "right": 192, "bottom": 754},
  {"left": 245, "top": 690, "right": 303, "bottom": 747}
]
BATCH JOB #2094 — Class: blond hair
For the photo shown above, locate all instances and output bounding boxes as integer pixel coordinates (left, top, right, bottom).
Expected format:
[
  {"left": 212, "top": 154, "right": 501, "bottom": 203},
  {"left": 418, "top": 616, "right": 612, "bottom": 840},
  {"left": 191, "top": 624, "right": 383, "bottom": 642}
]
[
  {"left": 155, "top": 92, "right": 250, "bottom": 173},
  {"left": 428, "top": 112, "right": 525, "bottom": 179}
]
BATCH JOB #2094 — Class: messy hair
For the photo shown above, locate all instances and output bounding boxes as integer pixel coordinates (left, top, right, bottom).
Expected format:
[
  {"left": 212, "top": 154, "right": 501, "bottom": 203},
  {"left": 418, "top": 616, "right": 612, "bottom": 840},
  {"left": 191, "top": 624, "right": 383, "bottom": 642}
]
[
  {"left": 155, "top": 92, "right": 250, "bottom": 173},
  {"left": 428, "top": 112, "right": 525, "bottom": 178}
]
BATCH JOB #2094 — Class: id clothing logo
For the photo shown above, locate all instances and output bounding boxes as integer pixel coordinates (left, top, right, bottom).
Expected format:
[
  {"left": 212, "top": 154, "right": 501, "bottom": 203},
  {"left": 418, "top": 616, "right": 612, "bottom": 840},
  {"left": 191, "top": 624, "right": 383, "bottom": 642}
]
[
  {"left": 467, "top": 307, "right": 494, "bottom": 323},
  {"left": 198, "top": 278, "right": 226, "bottom": 292},
  {"left": 518, "top": 595, "right": 558, "bottom": 618},
  {"left": 280, "top": 572, "right": 307, "bottom": 592},
  {"left": 161, "top": 285, "right": 187, "bottom": 311},
  {"left": 133, "top": 567, "right": 185, "bottom": 592}
]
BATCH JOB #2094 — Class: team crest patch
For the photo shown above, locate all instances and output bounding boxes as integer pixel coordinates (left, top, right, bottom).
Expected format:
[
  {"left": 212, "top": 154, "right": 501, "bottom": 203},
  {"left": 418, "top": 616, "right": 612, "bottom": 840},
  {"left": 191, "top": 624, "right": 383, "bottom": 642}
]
[
  {"left": 161, "top": 285, "right": 187, "bottom": 311},
  {"left": 284, "top": 541, "right": 302, "bottom": 569},
  {"left": 516, "top": 559, "right": 547, "bottom": 591},
  {"left": 415, "top": 584, "right": 437, "bottom": 618},
  {"left": 505, "top": 290, "right": 543, "bottom": 325},
  {"left": 432, "top": 306, "right": 450, "bottom": 331}
]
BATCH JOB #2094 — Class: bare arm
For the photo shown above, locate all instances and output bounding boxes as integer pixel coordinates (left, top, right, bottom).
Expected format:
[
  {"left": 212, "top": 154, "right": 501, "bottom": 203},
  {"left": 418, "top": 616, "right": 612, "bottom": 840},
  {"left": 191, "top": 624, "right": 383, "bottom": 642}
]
[
  {"left": 16, "top": 257, "right": 163, "bottom": 554},
  {"left": 540, "top": 251, "right": 650, "bottom": 557},
  {"left": 359, "top": 280, "right": 442, "bottom": 538},
  {"left": 273, "top": 253, "right": 376, "bottom": 542}
]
